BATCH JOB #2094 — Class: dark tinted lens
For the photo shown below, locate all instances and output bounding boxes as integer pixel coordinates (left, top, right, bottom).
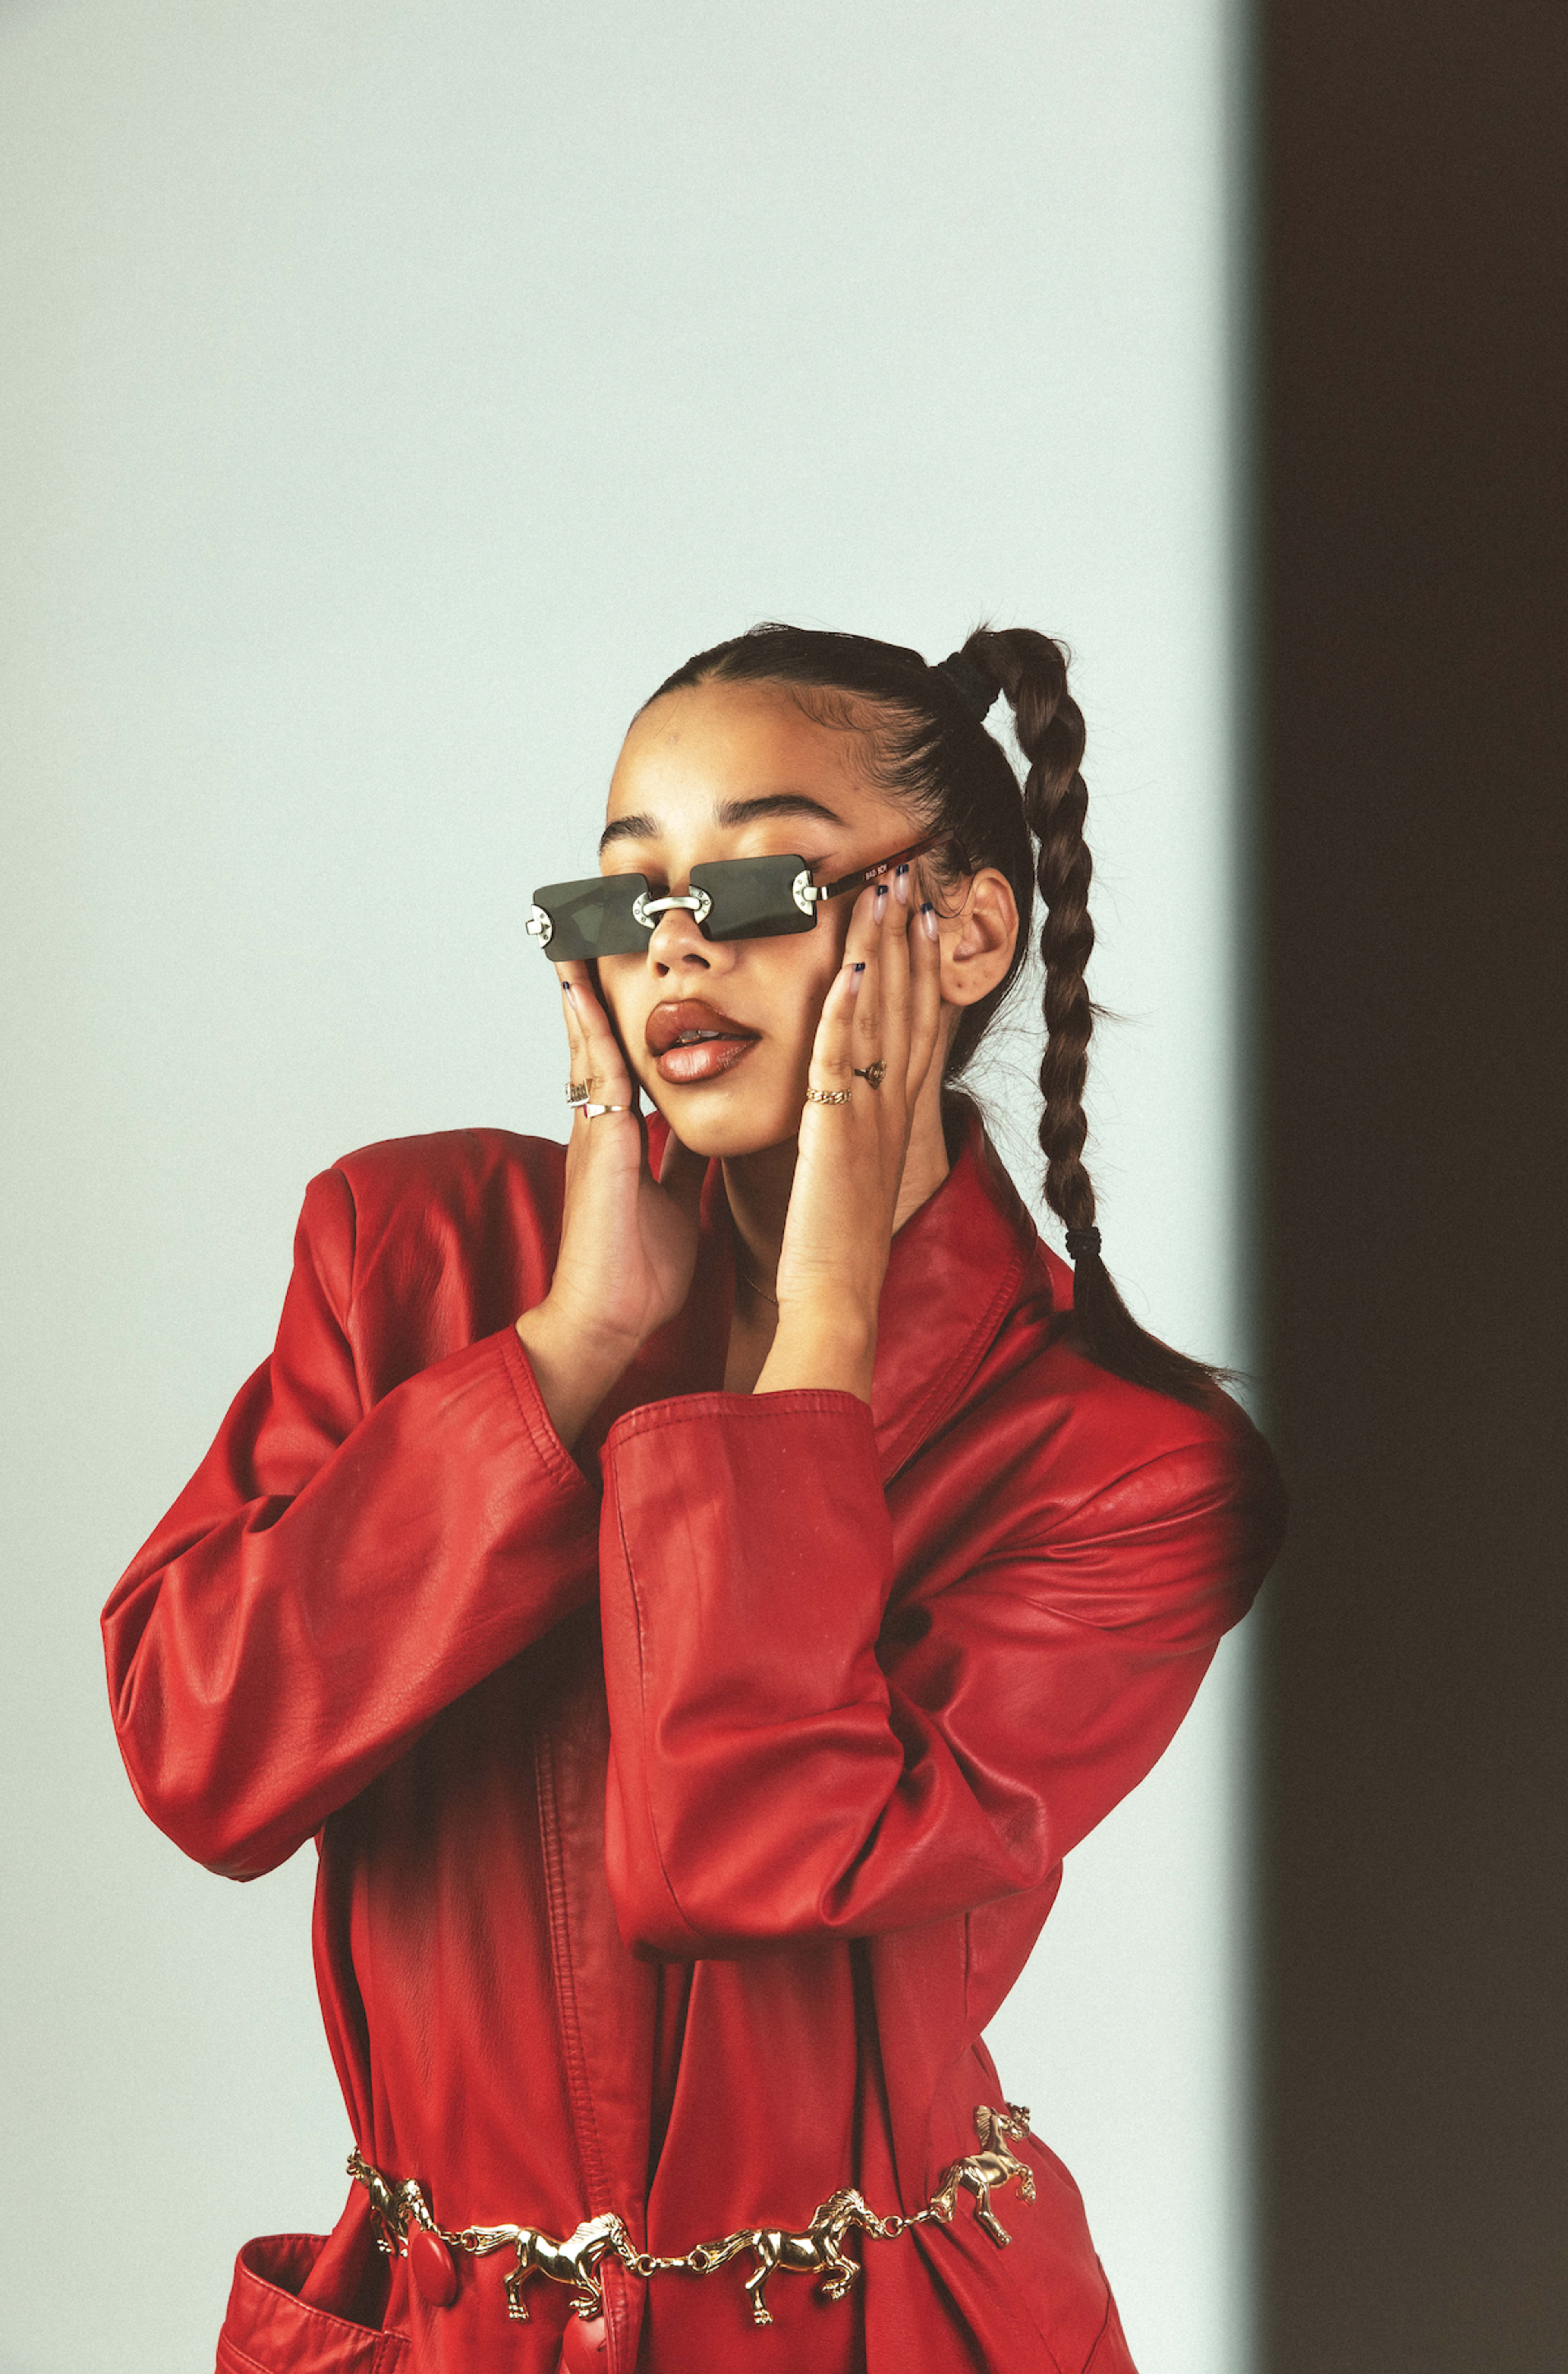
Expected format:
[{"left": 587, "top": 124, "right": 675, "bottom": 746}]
[
  {"left": 531, "top": 875, "right": 650, "bottom": 960},
  {"left": 692, "top": 853, "right": 813, "bottom": 942}
]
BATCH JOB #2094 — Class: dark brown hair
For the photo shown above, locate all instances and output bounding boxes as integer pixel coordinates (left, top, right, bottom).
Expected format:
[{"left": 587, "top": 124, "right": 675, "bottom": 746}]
[{"left": 648, "top": 623, "right": 1224, "bottom": 1408}]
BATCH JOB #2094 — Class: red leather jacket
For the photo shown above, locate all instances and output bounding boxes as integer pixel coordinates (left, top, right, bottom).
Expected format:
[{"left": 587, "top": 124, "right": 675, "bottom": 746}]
[{"left": 103, "top": 1112, "right": 1283, "bottom": 2374}]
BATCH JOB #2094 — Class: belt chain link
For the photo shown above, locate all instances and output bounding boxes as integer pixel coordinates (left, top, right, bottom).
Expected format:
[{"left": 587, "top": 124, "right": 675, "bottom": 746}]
[{"left": 347, "top": 2102, "right": 1036, "bottom": 2332}]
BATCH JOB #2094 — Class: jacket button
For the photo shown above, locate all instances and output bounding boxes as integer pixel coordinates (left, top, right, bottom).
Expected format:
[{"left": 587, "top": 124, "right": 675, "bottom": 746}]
[
  {"left": 410, "top": 2226, "right": 459, "bottom": 2307},
  {"left": 561, "top": 2311, "right": 608, "bottom": 2370}
]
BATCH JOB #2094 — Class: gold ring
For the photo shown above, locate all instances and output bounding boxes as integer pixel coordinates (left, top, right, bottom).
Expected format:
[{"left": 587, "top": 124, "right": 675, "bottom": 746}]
[
  {"left": 805, "top": 1085, "right": 853, "bottom": 1106},
  {"left": 566, "top": 1079, "right": 591, "bottom": 1104},
  {"left": 853, "top": 1062, "right": 886, "bottom": 1089},
  {"left": 579, "top": 1102, "right": 632, "bottom": 1120}
]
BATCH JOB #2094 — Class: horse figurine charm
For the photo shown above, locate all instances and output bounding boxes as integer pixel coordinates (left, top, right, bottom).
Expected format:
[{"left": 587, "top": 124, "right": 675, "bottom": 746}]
[
  {"left": 475, "top": 2213, "right": 631, "bottom": 2322},
  {"left": 347, "top": 2149, "right": 424, "bottom": 2256},
  {"left": 697, "top": 2187, "right": 878, "bottom": 2326},
  {"left": 928, "top": 2103, "right": 1037, "bottom": 2248}
]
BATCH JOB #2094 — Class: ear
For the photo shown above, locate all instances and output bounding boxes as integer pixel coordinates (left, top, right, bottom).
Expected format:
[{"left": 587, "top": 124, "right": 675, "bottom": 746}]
[{"left": 938, "top": 866, "right": 1019, "bottom": 1009}]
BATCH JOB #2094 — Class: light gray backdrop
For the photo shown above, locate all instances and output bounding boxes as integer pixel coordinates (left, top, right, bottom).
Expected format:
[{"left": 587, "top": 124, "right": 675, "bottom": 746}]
[{"left": 0, "top": 4, "right": 1256, "bottom": 2369}]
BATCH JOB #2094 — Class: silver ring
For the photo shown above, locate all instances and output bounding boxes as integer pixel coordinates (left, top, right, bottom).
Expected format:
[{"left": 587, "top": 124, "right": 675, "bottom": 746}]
[
  {"left": 566, "top": 1079, "right": 591, "bottom": 1105},
  {"left": 853, "top": 1061, "right": 887, "bottom": 1089},
  {"left": 579, "top": 1102, "right": 632, "bottom": 1121}
]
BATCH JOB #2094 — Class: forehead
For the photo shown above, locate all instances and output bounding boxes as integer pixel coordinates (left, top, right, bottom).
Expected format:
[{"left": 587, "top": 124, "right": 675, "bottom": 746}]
[{"left": 605, "top": 680, "right": 893, "bottom": 832}]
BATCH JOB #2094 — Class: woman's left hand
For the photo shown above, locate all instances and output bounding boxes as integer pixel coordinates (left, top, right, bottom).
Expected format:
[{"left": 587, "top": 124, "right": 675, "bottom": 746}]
[{"left": 756, "top": 861, "right": 944, "bottom": 1400}]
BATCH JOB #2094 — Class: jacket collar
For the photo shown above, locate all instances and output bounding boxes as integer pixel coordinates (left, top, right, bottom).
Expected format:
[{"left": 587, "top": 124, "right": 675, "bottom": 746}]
[{"left": 869, "top": 1102, "right": 1045, "bottom": 1478}]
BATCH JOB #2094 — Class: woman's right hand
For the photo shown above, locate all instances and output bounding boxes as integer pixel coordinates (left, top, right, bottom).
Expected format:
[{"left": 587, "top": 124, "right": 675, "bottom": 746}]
[{"left": 514, "top": 963, "right": 706, "bottom": 1450}]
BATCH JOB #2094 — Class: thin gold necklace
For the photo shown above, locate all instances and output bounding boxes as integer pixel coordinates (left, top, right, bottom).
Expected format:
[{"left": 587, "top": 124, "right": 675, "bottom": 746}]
[{"left": 737, "top": 1267, "right": 779, "bottom": 1307}]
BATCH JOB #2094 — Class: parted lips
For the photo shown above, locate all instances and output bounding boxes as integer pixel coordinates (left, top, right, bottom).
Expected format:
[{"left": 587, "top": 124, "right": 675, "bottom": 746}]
[{"left": 644, "top": 999, "right": 759, "bottom": 1057}]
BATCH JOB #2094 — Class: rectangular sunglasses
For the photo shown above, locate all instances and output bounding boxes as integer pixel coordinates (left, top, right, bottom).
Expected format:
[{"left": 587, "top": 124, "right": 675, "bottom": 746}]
[{"left": 526, "top": 835, "right": 939, "bottom": 962}]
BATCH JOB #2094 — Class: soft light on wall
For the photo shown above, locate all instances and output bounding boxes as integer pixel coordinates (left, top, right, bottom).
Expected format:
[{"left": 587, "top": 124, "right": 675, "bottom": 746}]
[{"left": 0, "top": 4, "right": 1254, "bottom": 2367}]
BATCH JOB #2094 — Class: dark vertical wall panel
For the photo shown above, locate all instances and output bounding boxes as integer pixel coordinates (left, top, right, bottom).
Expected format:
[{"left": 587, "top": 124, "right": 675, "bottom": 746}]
[{"left": 1261, "top": 4, "right": 1568, "bottom": 2368}]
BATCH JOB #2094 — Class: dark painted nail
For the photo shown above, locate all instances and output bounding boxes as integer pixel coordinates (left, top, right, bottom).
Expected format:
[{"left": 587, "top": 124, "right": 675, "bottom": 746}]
[{"left": 853, "top": 961, "right": 866, "bottom": 972}]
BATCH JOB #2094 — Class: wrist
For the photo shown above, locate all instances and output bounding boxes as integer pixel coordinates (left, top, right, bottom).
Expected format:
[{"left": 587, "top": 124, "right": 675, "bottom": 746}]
[
  {"left": 754, "top": 1308, "right": 878, "bottom": 1402},
  {"left": 520, "top": 1290, "right": 645, "bottom": 1374},
  {"left": 514, "top": 1296, "right": 642, "bottom": 1450}
]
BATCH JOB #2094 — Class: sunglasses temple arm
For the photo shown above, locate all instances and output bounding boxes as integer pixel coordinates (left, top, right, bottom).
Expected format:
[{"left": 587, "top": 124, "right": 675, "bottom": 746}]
[{"left": 811, "top": 835, "right": 941, "bottom": 904}]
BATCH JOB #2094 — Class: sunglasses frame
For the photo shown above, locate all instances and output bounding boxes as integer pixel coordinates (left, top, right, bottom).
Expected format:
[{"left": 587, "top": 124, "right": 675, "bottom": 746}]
[{"left": 526, "top": 833, "right": 940, "bottom": 960}]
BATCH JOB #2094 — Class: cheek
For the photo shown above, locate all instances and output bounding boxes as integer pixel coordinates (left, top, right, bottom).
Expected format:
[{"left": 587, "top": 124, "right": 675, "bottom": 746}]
[
  {"left": 758, "top": 936, "right": 845, "bottom": 1060},
  {"left": 593, "top": 960, "right": 640, "bottom": 1042}
]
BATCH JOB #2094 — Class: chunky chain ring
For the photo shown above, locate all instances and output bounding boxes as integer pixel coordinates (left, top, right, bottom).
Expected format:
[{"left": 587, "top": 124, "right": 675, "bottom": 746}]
[
  {"left": 804, "top": 1085, "right": 853, "bottom": 1106},
  {"left": 349, "top": 2105, "right": 1036, "bottom": 2333}
]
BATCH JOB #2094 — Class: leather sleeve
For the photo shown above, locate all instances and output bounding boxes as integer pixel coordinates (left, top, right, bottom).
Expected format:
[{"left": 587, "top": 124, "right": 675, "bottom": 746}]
[
  {"left": 599, "top": 1388, "right": 1283, "bottom": 1957},
  {"left": 102, "top": 1165, "right": 599, "bottom": 1881}
]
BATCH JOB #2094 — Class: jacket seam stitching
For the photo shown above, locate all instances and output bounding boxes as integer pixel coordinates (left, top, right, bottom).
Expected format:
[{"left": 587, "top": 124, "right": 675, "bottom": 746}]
[
  {"left": 611, "top": 1470, "right": 706, "bottom": 1952},
  {"left": 1031, "top": 1434, "right": 1260, "bottom": 1541},
  {"left": 499, "top": 1327, "right": 592, "bottom": 1499},
  {"left": 1078, "top": 2283, "right": 1117, "bottom": 2372},
  {"left": 607, "top": 1388, "right": 873, "bottom": 1445},
  {"left": 218, "top": 2339, "right": 279, "bottom": 2374},
  {"left": 533, "top": 1729, "right": 614, "bottom": 2205},
  {"left": 323, "top": 1165, "right": 371, "bottom": 1416},
  {"left": 225, "top": 2258, "right": 410, "bottom": 2360},
  {"left": 883, "top": 1245, "right": 1027, "bottom": 1476}
]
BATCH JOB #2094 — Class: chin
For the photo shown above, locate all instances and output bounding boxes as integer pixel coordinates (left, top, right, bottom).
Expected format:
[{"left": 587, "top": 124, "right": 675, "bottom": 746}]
[{"left": 646, "top": 1085, "right": 801, "bottom": 1163}]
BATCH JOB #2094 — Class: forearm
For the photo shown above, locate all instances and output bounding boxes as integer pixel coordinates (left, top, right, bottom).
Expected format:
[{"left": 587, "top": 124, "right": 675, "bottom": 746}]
[{"left": 106, "top": 1327, "right": 599, "bottom": 1875}]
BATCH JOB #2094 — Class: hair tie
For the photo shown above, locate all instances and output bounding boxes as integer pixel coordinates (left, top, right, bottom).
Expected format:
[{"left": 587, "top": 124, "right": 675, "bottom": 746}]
[
  {"left": 935, "top": 649, "right": 1000, "bottom": 721},
  {"left": 1065, "top": 1226, "right": 1102, "bottom": 1263}
]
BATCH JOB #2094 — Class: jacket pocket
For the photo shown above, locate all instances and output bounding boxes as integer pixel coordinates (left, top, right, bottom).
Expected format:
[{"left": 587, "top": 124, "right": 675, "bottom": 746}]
[{"left": 215, "top": 2234, "right": 410, "bottom": 2374}]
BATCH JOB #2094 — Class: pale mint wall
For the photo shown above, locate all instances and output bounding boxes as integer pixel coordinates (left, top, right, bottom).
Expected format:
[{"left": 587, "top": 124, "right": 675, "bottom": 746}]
[{"left": 0, "top": 4, "right": 1253, "bottom": 2367}]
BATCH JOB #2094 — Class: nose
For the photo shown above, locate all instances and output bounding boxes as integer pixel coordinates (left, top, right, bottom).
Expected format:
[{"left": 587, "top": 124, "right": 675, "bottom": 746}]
[{"left": 646, "top": 903, "right": 731, "bottom": 975}]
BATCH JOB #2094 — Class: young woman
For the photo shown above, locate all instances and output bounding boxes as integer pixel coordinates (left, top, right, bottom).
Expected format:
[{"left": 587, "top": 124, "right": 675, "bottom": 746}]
[{"left": 104, "top": 625, "right": 1284, "bottom": 2374}]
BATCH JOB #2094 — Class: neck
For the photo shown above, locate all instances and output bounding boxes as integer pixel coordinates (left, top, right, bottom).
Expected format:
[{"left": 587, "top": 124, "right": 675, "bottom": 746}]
[{"left": 720, "top": 1075, "right": 953, "bottom": 1292}]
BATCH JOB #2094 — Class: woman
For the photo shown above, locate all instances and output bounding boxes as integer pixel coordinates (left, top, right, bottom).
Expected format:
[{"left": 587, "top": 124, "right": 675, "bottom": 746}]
[{"left": 103, "top": 624, "right": 1284, "bottom": 2374}]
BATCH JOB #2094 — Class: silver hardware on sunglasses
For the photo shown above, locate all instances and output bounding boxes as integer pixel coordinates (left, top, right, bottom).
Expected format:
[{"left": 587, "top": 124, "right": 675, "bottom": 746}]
[{"left": 630, "top": 886, "right": 714, "bottom": 930}]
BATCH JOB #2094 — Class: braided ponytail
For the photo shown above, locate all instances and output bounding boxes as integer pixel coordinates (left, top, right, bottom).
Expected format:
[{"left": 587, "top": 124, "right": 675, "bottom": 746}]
[
  {"left": 959, "top": 629, "right": 1224, "bottom": 1406},
  {"left": 646, "top": 619, "right": 1227, "bottom": 1409}
]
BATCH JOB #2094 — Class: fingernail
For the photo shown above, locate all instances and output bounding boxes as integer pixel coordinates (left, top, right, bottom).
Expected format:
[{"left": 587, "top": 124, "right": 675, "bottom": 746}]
[
  {"left": 849, "top": 962, "right": 866, "bottom": 994},
  {"left": 563, "top": 982, "right": 577, "bottom": 1004},
  {"left": 895, "top": 863, "right": 910, "bottom": 904},
  {"left": 921, "top": 902, "right": 939, "bottom": 942},
  {"left": 873, "top": 883, "right": 888, "bottom": 915}
]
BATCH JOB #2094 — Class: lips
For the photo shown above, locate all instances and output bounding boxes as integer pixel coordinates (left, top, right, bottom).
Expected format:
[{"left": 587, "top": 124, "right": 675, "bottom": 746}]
[{"left": 646, "top": 999, "right": 760, "bottom": 1086}]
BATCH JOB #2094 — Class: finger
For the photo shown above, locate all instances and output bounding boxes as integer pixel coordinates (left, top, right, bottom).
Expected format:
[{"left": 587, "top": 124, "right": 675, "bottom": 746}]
[
  {"left": 906, "top": 882, "right": 945, "bottom": 1095},
  {"left": 557, "top": 963, "right": 637, "bottom": 1120},
  {"left": 875, "top": 860, "right": 916, "bottom": 1083},
  {"left": 840, "top": 878, "right": 886, "bottom": 968},
  {"left": 858, "top": 879, "right": 889, "bottom": 1052},
  {"left": 807, "top": 957, "right": 863, "bottom": 1098},
  {"left": 554, "top": 961, "right": 591, "bottom": 1093}
]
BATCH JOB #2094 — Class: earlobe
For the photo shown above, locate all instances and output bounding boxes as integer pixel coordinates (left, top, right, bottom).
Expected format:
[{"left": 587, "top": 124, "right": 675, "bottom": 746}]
[{"left": 940, "top": 869, "right": 1020, "bottom": 1008}]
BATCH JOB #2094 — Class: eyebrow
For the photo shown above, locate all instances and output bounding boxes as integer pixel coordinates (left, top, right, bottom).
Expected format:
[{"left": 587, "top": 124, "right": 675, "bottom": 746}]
[{"left": 598, "top": 791, "right": 844, "bottom": 853}]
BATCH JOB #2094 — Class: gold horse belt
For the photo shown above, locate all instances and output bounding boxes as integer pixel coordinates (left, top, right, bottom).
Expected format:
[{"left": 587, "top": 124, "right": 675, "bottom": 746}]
[{"left": 348, "top": 2102, "right": 1036, "bottom": 2333}]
